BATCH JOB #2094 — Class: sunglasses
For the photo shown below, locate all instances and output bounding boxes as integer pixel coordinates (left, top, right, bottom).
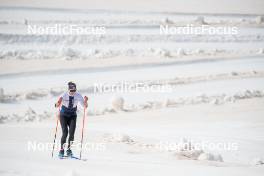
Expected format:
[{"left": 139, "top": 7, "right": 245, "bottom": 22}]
[{"left": 69, "top": 89, "right": 76, "bottom": 92}]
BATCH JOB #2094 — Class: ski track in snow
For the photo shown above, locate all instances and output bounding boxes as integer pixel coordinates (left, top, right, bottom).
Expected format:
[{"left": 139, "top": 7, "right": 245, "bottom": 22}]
[
  {"left": 1, "top": 56, "right": 264, "bottom": 122},
  {"left": 0, "top": 7, "right": 264, "bottom": 60},
  {"left": 1, "top": 70, "right": 264, "bottom": 102}
]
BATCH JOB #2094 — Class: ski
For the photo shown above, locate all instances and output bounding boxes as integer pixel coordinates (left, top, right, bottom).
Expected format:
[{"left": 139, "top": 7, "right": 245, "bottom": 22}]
[{"left": 59, "top": 155, "right": 87, "bottom": 161}]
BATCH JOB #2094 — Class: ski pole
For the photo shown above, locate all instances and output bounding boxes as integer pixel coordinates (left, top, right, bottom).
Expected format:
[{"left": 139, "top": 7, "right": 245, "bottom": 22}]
[
  {"left": 80, "top": 96, "right": 88, "bottom": 159},
  {"left": 51, "top": 109, "right": 60, "bottom": 158},
  {"left": 52, "top": 97, "right": 62, "bottom": 158}
]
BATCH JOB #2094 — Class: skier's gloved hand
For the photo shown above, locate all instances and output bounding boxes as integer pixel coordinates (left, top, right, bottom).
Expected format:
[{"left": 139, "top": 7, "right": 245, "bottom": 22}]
[
  {"left": 55, "top": 102, "right": 59, "bottom": 108},
  {"left": 84, "top": 96, "right": 88, "bottom": 108},
  {"left": 55, "top": 97, "right": 63, "bottom": 108}
]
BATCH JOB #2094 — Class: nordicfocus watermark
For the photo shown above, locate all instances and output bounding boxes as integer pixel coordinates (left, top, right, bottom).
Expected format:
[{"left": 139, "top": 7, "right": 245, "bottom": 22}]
[
  {"left": 27, "top": 139, "right": 238, "bottom": 152},
  {"left": 140, "top": 140, "right": 238, "bottom": 152},
  {"left": 27, "top": 141, "right": 106, "bottom": 152},
  {"left": 27, "top": 24, "right": 106, "bottom": 35},
  {"left": 160, "top": 24, "right": 238, "bottom": 35},
  {"left": 93, "top": 81, "right": 172, "bottom": 93}
]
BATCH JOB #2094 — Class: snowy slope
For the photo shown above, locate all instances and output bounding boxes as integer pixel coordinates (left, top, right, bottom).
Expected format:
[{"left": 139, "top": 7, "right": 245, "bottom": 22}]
[{"left": 0, "top": 3, "right": 264, "bottom": 176}]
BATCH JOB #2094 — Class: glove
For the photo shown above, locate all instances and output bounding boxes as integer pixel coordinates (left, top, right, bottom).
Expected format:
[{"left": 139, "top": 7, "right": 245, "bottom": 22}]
[
  {"left": 55, "top": 97, "right": 63, "bottom": 108},
  {"left": 84, "top": 96, "right": 88, "bottom": 108},
  {"left": 55, "top": 102, "right": 59, "bottom": 108}
]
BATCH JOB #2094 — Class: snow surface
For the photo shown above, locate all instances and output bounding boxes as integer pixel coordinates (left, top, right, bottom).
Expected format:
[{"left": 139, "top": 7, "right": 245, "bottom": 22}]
[{"left": 0, "top": 3, "right": 264, "bottom": 176}]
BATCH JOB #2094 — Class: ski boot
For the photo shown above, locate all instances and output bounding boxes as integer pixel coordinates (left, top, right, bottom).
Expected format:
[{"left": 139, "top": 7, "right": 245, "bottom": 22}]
[
  {"left": 66, "top": 149, "right": 73, "bottom": 157},
  {"left": 58, "top": 149, "right": 64, "bottom": 159}
]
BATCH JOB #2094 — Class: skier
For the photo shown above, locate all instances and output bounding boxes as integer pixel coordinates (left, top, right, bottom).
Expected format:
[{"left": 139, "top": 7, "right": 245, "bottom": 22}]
[{"left": 55, "top": 81, "right": 88, "bottom": 158}]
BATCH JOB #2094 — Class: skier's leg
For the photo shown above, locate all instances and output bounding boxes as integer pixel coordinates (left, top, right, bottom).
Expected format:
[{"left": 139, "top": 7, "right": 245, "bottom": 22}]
[
  {"left": 68, "top": 115, "right": 77, "bottom": 150},
  {"left": 60, "top": 114, "right": 68, "bottom": 150}
]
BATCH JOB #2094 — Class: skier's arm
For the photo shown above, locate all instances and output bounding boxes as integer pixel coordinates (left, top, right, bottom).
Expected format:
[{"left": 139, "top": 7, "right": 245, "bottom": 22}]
[{"left": 55, "top": 97, "right": 63, "bottom": 108}]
